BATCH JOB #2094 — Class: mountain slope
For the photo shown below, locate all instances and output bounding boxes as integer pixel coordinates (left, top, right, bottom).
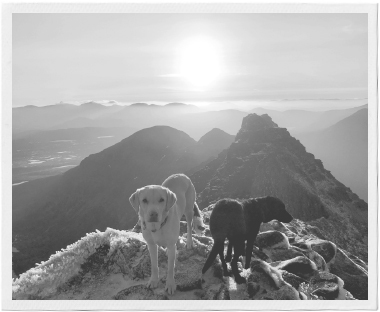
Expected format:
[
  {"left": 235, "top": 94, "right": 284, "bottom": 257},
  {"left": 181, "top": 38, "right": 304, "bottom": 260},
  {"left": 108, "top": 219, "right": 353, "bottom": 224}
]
[
  {"left": 295, "top": 108, "right": 368, "bottom": 201},
  {"left": 12, "top": 126, "right": 233, "bottom": 274},
  {"left": 192, "top": 128, "right": 235, "bottom": 159},
  {"left": 190, "top": 114, "right": 368, "bottom": 260}
]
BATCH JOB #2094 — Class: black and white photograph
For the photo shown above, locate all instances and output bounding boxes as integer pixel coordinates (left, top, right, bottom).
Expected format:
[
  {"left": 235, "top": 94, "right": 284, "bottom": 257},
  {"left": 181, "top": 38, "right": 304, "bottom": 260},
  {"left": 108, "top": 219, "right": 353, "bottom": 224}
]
[{"left": 3, "top": 3, "right": 377, "bottom": 310}]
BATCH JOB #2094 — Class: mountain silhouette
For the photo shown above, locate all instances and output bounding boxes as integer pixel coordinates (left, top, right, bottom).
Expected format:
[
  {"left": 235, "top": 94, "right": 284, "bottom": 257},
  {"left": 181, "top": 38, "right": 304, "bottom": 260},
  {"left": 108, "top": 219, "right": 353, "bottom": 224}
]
[
  {"left": 12, "top": 126, "right": 233, "bottom": 274},
  {"left": 190, "top": 113, "right": 368, "bottom": 260},
  {"left": 295, "top": 108, "right": 368, "bottom": 201}
]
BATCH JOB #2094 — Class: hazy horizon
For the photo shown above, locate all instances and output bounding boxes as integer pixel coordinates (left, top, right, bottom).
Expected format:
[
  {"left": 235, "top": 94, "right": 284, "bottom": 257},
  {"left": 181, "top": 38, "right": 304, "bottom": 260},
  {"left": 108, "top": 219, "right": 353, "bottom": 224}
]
[
  {"left": 13, "top": 98, "right": 368, "bottom": 112},
  {"left": 13, "top": 13, "right": 367, "bottom": 109}
]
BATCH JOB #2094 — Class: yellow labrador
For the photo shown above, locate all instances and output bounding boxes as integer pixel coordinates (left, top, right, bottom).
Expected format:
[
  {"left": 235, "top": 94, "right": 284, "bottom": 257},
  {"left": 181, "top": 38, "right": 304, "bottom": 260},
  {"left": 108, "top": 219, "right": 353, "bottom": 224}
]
[{"left": 129, "top": 173, "right": 203, "bottom": 294}]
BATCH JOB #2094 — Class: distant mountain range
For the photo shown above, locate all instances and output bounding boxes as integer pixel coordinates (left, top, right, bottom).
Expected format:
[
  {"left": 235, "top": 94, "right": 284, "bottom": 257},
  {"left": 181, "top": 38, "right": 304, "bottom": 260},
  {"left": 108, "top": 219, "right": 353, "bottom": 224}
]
[
  {"left": 12, "top": 126, "right": 234, "bottom": 274},
  {"left": 294, "top": 108, "right": 368, "bottom": 201},
  {"left": 13, "top": 102, "right": 368, "bottom": 208},
  {"left": 250, "top": 104, "right": 367, "bottom": 135},
  {"left": 13, "top": 101, "right": 367, "bottom": 139}
]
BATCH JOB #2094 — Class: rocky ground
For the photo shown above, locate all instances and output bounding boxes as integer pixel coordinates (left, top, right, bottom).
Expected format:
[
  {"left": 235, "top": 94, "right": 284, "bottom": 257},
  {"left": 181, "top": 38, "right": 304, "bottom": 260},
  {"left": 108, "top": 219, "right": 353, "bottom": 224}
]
[{"left": 12, "top": 205, "right": 367, "bottom": 301}]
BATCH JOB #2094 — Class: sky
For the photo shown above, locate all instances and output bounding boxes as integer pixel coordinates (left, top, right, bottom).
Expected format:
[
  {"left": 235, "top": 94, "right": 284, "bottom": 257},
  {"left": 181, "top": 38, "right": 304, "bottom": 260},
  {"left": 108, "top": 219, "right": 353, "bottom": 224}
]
[{"left": 13, "top": 13, "right": 368, "bottom": 109}]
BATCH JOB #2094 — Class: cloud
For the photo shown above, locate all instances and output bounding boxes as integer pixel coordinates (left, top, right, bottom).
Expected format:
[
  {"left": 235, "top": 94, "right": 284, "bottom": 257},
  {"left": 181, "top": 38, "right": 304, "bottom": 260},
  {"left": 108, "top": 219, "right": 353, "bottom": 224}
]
[{"left": 159, "top": 73, "right": 182, "bottom": 78}]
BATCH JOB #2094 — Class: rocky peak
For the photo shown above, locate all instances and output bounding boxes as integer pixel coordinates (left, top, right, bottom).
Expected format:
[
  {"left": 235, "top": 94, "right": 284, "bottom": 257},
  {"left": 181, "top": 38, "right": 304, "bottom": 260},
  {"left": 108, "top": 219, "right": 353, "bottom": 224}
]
[
  {"left": 235, "top": 114, "right": 279, "bottom": 141},
  {"left": 190, "top": 114, "right": 368, "bottom": 261}
]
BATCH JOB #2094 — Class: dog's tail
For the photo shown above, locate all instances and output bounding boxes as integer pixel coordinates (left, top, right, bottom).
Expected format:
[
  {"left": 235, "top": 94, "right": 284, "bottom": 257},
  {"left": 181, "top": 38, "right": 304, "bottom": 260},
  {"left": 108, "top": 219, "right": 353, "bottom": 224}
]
[
  {"left": 202, "top": 238, "right": 224, "bottom": 275},
  {"left": 192, "top": 202, "right": 206, "bottom": 235}
]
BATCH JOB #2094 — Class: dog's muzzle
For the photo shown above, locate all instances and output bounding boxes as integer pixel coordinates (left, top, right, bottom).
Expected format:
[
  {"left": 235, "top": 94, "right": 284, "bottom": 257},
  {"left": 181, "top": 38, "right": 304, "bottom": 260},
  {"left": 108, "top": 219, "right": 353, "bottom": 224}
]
[{"left": 147, "top": 211, "right": 159, "bottom": 223}]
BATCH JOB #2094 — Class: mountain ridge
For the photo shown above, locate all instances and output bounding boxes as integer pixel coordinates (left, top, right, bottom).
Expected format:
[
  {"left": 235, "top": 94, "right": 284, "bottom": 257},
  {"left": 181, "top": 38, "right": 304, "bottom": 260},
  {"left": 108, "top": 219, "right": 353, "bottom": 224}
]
[{"left": 190, "top": 114, "right": 367, "bottom": 260}]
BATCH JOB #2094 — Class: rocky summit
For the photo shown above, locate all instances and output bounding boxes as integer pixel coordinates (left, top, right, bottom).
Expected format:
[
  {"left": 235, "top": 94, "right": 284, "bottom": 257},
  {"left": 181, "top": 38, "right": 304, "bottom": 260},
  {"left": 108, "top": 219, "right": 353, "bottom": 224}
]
[
  {"left": 191, "top": 114, "right": 368, "bottom": 261},
  {"left": 12, "top": 213, "right": 367, "bottom": 300}
]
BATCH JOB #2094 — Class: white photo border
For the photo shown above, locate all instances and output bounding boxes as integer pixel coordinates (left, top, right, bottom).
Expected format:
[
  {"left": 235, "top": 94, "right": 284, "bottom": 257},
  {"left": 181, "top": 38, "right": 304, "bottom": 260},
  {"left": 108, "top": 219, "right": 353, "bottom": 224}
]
[{"left": 2, "top": 2, "right": 377, "bottom": 311}]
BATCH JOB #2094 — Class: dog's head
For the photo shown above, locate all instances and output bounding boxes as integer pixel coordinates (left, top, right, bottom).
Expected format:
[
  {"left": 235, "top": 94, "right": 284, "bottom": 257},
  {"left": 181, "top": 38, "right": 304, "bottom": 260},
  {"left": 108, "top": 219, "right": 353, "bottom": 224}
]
[
  {"left": 129, "top": 185, "right": 177, "bottom": 232},
  {"left": 257, "top": 196, "right": 293, "bottom": 223}
]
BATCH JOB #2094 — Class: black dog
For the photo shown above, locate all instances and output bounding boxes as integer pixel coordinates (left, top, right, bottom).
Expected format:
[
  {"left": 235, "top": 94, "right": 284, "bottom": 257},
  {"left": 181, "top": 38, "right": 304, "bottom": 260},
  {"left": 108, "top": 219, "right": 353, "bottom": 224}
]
[{"left": 202, "top": 196, "right": 293, "bottom": 283}]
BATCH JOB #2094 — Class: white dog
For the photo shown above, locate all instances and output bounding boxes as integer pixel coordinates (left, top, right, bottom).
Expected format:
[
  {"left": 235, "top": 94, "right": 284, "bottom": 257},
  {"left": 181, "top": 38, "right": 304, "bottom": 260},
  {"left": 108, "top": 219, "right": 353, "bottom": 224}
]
[{"left": 129, "top": 173, "right": 204, "bottom": 294}]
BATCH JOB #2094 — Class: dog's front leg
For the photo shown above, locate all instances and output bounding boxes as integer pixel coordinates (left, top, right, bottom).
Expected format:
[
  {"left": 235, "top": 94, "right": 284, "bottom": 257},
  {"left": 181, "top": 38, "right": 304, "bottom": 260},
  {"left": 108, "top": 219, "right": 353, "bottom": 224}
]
[
  {"left": 146, "top": 242, "right": 159, "bottom": 289},
  {"left": 165, "top": 244, "right": 177, "bottom": 295}
]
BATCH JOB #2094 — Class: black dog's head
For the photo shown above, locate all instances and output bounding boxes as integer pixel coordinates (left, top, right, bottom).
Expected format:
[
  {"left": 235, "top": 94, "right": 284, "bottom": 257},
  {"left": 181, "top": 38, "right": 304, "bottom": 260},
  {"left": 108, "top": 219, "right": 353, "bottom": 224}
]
[{"left": 257, "top": 196, "right": 293, "bottom": 223}]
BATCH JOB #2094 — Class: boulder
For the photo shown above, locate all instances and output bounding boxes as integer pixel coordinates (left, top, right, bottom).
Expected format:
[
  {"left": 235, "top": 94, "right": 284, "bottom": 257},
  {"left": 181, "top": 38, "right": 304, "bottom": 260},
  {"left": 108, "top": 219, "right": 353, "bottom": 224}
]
[
  {"left": 264, "top": 247, "right": 304, "bottom": 262},
  {"left": 299, "top": 271, "right": 347, "bottom": 300},
  {"left": 256, "top": 231, "right": 290, "bottom": 251},
  {"left": 246, "top": 260, "right": 298, "bottom": 299},
  {"left": 293, "top": 238, "right": 337, "bottom": 265},
  {"left": 281, "top": 271, "right": 307, "bottom": 289},
  {"left": 273, "top": 256, "right": 318, "bottom": 280},
  {"left": 329, "top": 248, "right": 368, "bottom": 300}
]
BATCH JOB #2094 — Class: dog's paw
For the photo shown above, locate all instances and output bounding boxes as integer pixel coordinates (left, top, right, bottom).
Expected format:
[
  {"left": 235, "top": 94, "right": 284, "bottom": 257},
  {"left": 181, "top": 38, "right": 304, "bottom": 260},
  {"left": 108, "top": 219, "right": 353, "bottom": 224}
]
[
  {"left": 146, "top": 277, "right": 159, "bottom": 289},
  {"left": 235, "top": 275, "right": 247, "bottom": 284},
  {"left": 165, "top": 278, "right": 176, "bottom": 295}
]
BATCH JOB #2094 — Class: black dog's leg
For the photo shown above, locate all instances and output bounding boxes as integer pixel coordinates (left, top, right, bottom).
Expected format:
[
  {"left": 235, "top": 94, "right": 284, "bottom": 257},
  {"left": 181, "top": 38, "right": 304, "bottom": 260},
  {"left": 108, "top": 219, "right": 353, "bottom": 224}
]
[
  {"left": 202, "top": 239, "right": 224, "bottom": 275},
  {"left": 225, "top": 241, "right": 233, "bottom": 262},
  {"left": 231, "top": 238, "right": 246, "bottom": 284},
  {"left": 244, "top": 237, "right": 254, "bottom": 269}
]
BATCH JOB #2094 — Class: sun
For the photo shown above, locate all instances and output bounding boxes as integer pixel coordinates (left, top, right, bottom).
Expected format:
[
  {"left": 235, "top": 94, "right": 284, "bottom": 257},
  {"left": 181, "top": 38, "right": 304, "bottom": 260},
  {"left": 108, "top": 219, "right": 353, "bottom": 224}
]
[{"left": 178, "top": 36, "right": 223, "bottom": 88}]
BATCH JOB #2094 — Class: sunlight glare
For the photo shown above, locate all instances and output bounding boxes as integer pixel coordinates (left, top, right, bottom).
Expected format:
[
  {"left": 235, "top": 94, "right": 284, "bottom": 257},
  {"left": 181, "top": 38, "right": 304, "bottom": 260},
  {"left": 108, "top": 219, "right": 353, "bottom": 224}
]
[{"left": 178, "top": 36, "right": 223, "bottom": 88}]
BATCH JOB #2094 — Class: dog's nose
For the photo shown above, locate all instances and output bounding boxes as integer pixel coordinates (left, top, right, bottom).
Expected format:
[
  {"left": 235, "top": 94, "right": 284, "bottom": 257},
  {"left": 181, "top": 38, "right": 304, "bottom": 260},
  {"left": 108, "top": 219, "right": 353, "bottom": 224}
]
[{"left": 148, "top": 211, "right": 158, "bottom": 222}]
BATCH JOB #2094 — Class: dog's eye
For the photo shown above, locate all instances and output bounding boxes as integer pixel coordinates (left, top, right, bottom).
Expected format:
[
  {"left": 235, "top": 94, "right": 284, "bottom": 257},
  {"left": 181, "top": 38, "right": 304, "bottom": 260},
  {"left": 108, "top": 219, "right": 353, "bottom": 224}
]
[
  {"left": 159, "top": 198, "right": 164, "bottom": 203},
  {"left": 142, "top": 199, "right": 148, "bottom": 204}
]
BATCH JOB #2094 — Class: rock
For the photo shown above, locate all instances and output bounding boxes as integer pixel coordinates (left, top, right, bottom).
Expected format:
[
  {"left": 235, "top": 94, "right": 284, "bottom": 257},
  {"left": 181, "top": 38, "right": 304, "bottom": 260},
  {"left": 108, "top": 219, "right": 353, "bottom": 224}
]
[
  {"left": 256, "top": 231, "right": 290, "bottom": 250},
  {"left": 302, "top": 249, "right": 328, "bottom": 272},
  {"left": 162, "top": 271, "right": 202, "bottom": 292},
  {"left": 113, "top": 285, "right": 168, "bottom": 300},
  {"left": 202, "top": 283, "right": 230, "bottom": 300},
  {"left": 294, "top": 238, "right": 337, "bottom": 265},
  {"left": 260, "top": 220, "right": 291, "bottom": 233},
  {"left": 236, "top": 114, "right": 279, "bottom": 141},
  {"left": 281, "top": 271, "right": 307, "bottom": 289},
  {"left": 329, "top": 248, "right": 368, "bottom": 300},
  {"left": 265, "top": 247, "right": 304, "bottom": 262},
  {"left": 192, "top": 234, "right": 213, "bottom": 246},
  {"left": 251, "top": 246, "right": 270, "bottom": 262},
  {"left": 299, "top": 271, "right": 347, "bottom": 300},
  {"left": 256, "top": 285, "right": 300, "bottom": 300},
  {"left": 273, "top": 256, "right": 318, "bottom": 280},
  {"left": 179, "top": 221, "right": 188, "bottom": 235},
  {"left": 217, "top": 284, "right": 230, "bottom": 300},
  {"left": 247, "top": 260, "right": 297, "bottom": 299},
  {"left": 309, "top": 272, "right": 340, "bottom": 300}
]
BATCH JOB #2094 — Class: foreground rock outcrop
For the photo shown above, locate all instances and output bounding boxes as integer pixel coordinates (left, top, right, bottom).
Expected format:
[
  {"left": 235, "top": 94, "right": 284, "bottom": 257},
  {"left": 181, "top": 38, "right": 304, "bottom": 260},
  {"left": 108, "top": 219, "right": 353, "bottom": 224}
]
[{"left": 13, "top": 214, "right": 367, "bottom": 300}]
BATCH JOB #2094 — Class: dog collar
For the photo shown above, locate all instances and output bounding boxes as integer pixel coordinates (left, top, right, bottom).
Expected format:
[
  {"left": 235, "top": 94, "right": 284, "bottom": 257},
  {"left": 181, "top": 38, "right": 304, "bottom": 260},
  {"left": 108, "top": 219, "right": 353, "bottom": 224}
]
[{"left": 142, "top": 215, "right": 169, "bottom": 232}]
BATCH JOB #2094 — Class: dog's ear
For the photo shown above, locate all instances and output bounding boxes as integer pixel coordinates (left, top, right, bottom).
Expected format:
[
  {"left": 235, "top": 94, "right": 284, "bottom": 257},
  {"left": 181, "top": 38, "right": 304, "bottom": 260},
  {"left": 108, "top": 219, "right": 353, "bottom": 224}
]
[
  {"left": 165, "top": 188, "right": 177, "bottom": 212},
  {"left": 129, "top": 189, "right": 140, "bottom": 213}
]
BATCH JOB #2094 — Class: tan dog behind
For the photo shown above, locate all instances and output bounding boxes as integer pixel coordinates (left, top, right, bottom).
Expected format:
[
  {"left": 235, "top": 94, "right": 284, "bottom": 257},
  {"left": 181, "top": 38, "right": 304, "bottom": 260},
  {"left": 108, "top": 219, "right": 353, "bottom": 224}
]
[{"left": 129, "top": 173, "right": 201, "bottom": 294}]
